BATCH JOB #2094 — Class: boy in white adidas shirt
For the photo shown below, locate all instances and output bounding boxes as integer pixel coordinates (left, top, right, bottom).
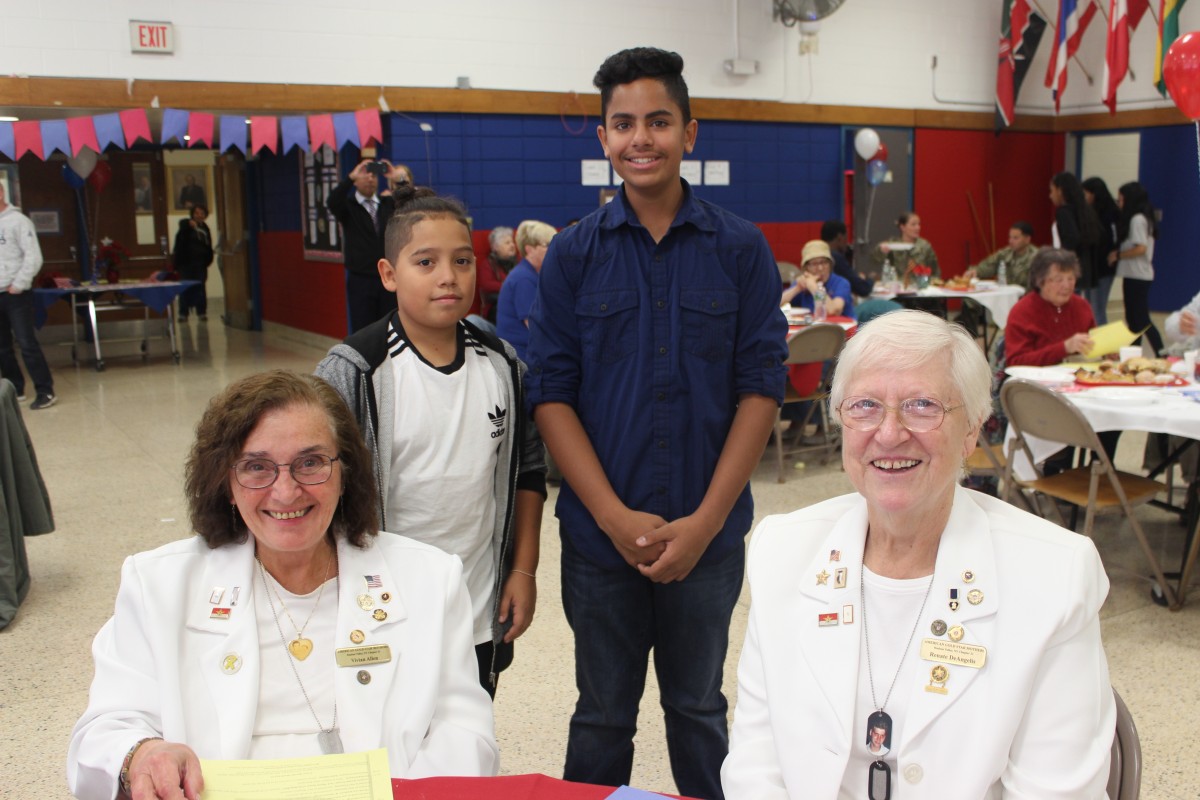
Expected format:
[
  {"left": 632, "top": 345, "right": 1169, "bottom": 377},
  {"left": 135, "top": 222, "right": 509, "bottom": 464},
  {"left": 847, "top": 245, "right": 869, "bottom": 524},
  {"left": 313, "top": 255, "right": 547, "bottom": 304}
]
[{"left": 317, "top": 186, "right": 546, "bottom": 697}]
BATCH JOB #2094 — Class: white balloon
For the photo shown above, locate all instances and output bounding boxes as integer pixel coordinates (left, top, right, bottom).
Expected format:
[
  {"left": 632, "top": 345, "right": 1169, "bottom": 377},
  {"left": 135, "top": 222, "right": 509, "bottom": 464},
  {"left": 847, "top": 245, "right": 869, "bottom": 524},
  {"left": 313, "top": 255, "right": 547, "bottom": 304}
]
[
  {"left": 854, "top": 128, "right": 881, "bottom": 161},
  {"left": 67, "top": 147, "right": 98, "bottom": 179}
]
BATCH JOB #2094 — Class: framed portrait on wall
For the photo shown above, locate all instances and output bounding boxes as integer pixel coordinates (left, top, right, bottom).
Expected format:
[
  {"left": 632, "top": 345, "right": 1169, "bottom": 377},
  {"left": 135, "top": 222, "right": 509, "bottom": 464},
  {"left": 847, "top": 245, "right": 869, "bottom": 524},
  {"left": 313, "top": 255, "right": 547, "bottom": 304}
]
[
  {"left": 167, "top": 166, "right": 209, "bottom": 211},
  {"left": 300, "top": 145, "right": 343, "bottom": 262},
  {"left": 0, "top": 164, "right": 21, "bottom": 209},
  {"left": 132, "top": 163, "right": 154, "bottom": 214}
]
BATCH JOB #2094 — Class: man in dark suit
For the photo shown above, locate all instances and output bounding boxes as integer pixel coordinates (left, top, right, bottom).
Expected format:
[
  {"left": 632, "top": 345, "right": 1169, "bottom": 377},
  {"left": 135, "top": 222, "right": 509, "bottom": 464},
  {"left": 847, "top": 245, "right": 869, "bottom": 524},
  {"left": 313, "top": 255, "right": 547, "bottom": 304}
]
[{"left": 326, "top": 159, "right": 409, "bottom": 333}]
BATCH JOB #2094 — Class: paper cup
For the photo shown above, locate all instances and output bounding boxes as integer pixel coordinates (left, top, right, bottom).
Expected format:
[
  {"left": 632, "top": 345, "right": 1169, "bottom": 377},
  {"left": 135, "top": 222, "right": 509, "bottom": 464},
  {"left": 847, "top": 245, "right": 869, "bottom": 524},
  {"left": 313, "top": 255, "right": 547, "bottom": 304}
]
[
  {"left": 1119, "top": 346, "right": 1143, "bottom": 363},
  {"left": 1187, "top": 350, "right": 1198, "bottom": 380}
]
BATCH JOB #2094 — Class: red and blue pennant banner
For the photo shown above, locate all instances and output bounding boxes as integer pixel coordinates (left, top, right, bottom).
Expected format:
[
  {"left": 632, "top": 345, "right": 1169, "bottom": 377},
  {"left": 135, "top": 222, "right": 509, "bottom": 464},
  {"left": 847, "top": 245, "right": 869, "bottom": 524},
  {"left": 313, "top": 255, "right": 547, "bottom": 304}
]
[{"left": 0, "top": 107, "right": 383, "bottom": 161}]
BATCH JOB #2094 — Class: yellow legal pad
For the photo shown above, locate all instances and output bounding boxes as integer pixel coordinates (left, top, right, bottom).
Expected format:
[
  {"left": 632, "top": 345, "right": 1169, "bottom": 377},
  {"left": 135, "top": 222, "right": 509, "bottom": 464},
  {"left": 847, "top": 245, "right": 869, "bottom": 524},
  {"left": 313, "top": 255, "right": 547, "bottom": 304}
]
[
  {"left": 1083, "top": 321, "right": 1140, "bottom": 361},
  {"left": 200, "top": 747, "right": 391, "bottom": 800}
]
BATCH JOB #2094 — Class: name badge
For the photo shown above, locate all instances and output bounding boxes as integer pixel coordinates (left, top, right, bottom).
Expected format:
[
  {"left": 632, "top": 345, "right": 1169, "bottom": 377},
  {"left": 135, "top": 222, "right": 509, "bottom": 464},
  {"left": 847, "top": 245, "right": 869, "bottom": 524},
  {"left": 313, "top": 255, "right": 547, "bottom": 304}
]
[
  {"left": 919, "top": 638, "right": 987, "bottom": 669},
  {"left": 335, "top": 644, "right": 392, "bottom": 667}
]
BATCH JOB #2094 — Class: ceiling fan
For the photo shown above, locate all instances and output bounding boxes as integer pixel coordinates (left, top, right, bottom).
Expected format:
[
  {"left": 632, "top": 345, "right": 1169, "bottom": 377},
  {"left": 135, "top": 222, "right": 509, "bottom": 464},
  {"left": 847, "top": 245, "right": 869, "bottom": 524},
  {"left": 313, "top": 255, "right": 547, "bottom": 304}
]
[{"left": 773, "top": 0, "right": 847, "bottom": 29}]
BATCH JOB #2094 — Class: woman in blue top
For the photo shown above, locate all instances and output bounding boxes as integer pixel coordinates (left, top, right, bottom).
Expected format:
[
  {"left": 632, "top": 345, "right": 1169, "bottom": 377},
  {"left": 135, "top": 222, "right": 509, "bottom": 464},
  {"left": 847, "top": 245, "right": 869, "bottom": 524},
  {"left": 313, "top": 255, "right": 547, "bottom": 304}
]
[
  {"left": 495, "top": 220, "right": 557, "bottom": 362},
  {"left": 782, "top": 240, "right": 855, "bottom": 319}
]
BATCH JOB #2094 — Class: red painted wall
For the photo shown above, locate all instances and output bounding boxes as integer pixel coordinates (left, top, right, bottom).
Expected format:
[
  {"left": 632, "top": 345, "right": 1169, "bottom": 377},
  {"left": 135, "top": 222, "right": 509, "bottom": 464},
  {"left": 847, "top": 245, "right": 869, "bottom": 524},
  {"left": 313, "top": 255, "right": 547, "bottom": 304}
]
[
  {"left": 258, "top": 231, "right": 349, "bottom": 339},
  {"left": 758, "top": 222, "right": 824, "bottom": 266},
  {"left": 914, "top": 129, "right": 1065, "bottom": 277}
]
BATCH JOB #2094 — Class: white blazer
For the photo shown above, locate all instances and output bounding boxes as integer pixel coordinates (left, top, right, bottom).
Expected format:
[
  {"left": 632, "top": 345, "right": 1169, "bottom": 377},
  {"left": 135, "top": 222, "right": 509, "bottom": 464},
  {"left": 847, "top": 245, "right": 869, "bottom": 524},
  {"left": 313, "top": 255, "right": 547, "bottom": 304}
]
[
  {"left": 722, "top": 486, "right": 1114, "bottom": 799},
  {"left": 68, "top": 533, "right": 498, "bottom": 800}
]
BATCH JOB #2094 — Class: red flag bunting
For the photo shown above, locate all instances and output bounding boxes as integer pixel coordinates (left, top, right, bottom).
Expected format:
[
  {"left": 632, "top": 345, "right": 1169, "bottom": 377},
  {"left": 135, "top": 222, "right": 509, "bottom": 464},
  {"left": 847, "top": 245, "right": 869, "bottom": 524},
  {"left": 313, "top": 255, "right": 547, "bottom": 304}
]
[
  {"left": 308, "top": 114, "right": 336, "bottom": 152},
  {"left": 250, "top": 116, "right": 278, "bottom": 154},
  {"left": 66, "top": 116, "right": 100, "bottom": 156},
  {"left": 12, "top": 121, "right": 44, "bottom": 159},
  {"left": 355, "top": 109, "right": 383, "bottom": 147},
  {"left": 1103, "top": 0, "right": 1130, "bottom": 114},
  {"left": 188, "top": 112, "right": 215, "bottom": 148},
  {"left": 119, "top": 108, "right": 152, "bottom": 146}
]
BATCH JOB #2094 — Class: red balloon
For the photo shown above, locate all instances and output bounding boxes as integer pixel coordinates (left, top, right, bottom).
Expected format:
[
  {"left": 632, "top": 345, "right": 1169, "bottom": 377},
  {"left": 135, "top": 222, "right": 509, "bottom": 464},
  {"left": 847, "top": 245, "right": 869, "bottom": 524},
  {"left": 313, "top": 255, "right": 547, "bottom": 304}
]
[
  {"left": 88, "top": 160, "right": 113, "bottom": 194},
  {"left": 873, "top": 142, "right": 888, "bottom": 162},
  {"left": 1164, "top": 31, "right": 1200, "bottom": 120}
]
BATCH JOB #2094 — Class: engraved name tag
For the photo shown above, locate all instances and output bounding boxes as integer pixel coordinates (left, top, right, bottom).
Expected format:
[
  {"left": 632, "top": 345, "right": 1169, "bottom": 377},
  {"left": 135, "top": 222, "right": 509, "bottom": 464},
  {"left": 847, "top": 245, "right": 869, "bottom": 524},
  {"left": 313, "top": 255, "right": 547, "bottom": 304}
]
[
  {"left": 919, "top": 638, "right": 987, "bottom": 669},
  {"left": 335, "top": 644, "right": 392, "bottom": 667}
]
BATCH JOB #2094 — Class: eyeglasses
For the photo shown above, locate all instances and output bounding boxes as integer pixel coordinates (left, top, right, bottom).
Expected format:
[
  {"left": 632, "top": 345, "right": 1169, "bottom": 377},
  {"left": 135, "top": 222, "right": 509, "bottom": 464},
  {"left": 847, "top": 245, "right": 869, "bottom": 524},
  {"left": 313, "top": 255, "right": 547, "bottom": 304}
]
[
  {"left": 232, "top": 454, "right": 340, "bottom": 489},
  {"left": 836, "top": 396, "right": 961, "bottom": 433}
]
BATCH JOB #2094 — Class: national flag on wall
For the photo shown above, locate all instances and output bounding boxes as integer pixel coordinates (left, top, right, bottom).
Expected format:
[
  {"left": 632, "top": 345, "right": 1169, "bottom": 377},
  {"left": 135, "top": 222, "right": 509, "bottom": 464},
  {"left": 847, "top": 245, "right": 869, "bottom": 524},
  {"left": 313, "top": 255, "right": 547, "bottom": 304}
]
[
  {"left": 997, "top": 0, "right": 1048, "bottom": 129},
  {"left": 1155, "top": 0, "right": 1191, "bottom": 95},
  {"left": 1103, "top": 0, "right": 1131, "bottom": 114},
  {"left": 1044, "top": 0, "right": 1100, "bottom": 112},
  {"left": 1129, "top": 0, "right": 1152, "bottom": 28}
]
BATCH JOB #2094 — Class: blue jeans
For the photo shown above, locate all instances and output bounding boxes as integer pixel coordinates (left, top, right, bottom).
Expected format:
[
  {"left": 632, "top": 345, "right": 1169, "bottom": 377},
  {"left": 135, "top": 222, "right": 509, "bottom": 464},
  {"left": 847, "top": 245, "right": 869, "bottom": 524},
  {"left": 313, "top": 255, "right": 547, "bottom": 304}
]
[
  {"left": 560, "top": 529, "right": 744, "bottom": 800},
  {"left": 0, "top": 292, "right": 53, "bottom": 397}
]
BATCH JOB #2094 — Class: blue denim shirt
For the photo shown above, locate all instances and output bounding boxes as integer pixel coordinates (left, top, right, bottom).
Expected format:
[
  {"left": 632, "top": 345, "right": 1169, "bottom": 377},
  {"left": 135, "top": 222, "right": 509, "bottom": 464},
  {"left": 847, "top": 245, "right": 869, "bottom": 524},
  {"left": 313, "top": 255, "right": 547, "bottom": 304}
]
[{"left": 526, "top": 182, "right": 788, "bottom": 570}]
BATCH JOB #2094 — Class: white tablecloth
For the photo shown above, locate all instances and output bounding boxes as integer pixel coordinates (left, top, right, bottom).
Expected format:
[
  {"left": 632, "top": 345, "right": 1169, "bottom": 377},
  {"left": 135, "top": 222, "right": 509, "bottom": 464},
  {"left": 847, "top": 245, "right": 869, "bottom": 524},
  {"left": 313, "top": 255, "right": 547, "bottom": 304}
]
[
  {"left": 1005, "top": 385, "right": 1200, "bottom": 479},
  {"left": 872, "top": 285, "right": 1024, "bottom": 329}
]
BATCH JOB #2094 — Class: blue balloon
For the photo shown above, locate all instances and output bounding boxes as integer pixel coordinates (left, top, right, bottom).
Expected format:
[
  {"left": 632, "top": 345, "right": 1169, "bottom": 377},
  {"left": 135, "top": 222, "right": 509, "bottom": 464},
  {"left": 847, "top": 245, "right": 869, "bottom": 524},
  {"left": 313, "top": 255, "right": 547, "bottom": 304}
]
[
  {"left": 866, "top": 158, "right": 887, "bottom": 187},
  {"left": 62, "top": 163, "right": 86, "bottom": 189}
]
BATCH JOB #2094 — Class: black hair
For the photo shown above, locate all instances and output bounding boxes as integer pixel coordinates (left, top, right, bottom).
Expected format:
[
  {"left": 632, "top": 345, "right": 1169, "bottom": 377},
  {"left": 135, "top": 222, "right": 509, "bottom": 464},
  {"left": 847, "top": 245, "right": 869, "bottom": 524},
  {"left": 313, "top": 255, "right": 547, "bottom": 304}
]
[
  {"left": 1117, "top": 181, "right": 1158, "bottom": 241},
  {"left": 896, "top": 211, "right": 918, "bottom": 230},
  {"left": 594, "top": 47, "right": 691, "bottom": 124},
  {"left": 1011, "top": 220, "right": 1033, "bottom": 238},
  {"left": 383, "top": 185, "right": 472, "bottom": 263},
  {"left": 1081, "top": 176, "right": 1119, "bottom": 224},
  {"left": 820, "top": 220, "right": 847, "bottom": 242},
  {"left": 1051, "top": 172, "right": 1103, "bottom": 245}
]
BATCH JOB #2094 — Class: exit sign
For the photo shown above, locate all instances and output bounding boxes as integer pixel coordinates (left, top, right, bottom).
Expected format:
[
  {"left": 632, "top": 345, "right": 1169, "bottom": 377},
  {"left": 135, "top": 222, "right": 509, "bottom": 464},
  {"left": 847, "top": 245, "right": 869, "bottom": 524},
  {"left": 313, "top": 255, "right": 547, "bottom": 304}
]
[{"left": 129, "top": 21, "right": 174, "bottom": 54}]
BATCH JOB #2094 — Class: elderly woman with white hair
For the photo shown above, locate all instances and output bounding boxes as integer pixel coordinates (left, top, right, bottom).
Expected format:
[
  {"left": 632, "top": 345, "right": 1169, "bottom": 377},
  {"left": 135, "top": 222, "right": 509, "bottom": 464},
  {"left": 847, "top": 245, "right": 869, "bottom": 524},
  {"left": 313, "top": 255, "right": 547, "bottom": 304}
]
[{"left": 722, "top": 310, "right": 1115, "bottom": 799}]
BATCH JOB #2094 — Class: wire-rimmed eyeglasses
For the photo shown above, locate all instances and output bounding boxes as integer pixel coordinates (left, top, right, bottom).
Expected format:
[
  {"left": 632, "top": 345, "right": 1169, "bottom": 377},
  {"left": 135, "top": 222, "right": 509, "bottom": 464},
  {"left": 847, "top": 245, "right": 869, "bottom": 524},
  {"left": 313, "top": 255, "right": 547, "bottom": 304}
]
[
  {"left": 836, "top": 396, "right": 961, "bottom": 433},
  {"left": 231, "top": 454, "right": 340, "bottom": 489}
]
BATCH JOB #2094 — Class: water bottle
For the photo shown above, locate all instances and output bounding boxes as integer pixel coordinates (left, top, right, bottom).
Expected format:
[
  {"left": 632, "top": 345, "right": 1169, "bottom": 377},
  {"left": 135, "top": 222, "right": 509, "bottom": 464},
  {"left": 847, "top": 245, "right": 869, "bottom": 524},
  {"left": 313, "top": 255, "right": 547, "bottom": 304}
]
[
  {"left": 813, "top": 282, "right": 828, "bottom": 322},
  {"left": 882, "top": 263, "right": 897, "bottom": 293},
  {"left": 997, "top": 260, "right": 1008, "bottom": 287}
]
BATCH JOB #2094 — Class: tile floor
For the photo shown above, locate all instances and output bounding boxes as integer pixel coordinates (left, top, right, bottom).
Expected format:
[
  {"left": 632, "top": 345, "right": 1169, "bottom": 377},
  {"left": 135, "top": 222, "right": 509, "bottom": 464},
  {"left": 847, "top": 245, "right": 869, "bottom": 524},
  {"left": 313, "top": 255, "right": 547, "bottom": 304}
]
[{"left": 2, "top": 312, "right": 1198, "bottom": 798}]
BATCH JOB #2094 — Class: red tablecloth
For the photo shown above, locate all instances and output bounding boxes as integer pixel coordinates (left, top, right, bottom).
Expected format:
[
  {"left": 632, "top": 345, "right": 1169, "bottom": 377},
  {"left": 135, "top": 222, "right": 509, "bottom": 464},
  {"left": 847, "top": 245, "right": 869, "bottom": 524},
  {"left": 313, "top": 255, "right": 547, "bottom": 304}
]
[{"left": 392, "top": 774, "right": 686, "bottom": 799}]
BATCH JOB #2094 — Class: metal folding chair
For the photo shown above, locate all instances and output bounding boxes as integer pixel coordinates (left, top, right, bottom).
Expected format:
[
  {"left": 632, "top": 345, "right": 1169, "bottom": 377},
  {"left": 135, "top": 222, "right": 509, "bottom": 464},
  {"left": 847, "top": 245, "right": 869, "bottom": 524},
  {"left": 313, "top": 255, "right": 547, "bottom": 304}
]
[
  {"left": 1000, "top": 379, "right": 1173, "bottom": 606},
  {"left": 773, "top": 324, "right": 845, "bottom": 483},
  {"left": 1108, "top": 687, "right": 1142, "bottom": 800}
]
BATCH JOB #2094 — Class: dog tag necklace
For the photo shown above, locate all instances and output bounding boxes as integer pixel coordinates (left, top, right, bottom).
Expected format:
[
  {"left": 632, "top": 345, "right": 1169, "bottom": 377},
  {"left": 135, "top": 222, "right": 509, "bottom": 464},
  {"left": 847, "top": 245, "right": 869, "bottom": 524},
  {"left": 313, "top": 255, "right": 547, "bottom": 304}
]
[
  {"left": 257, "top": 556, "right": 343, "bottom": 754},
  {"left": 860, "top": 559, "right": 935, "bottom": 800}
]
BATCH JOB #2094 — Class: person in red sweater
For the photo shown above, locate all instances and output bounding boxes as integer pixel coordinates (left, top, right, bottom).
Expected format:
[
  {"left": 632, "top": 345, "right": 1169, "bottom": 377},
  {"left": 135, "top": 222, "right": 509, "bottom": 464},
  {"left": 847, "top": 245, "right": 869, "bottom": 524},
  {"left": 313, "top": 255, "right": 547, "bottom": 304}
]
[{"left": 1005, "top": 248, "right": 1095, "bottom": 367}]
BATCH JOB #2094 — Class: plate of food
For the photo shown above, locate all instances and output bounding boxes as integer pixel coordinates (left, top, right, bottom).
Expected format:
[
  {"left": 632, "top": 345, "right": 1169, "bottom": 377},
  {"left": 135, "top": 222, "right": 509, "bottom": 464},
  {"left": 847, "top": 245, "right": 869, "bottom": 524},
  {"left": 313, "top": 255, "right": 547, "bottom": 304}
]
[
  {"left": 1076, "top": 387, "right": 1161, "bottom": 407},
  {"left": 941, "top": 276, "right": 980, "bottom": 292},
  {"left": 885, "top": 242, "right": 915, "bottom": 251},
  {"left": 1005, "top": 366, "right": 1076, "bottom": 386},
  {"left": 1073, "top": 358, "right": 1186, "bottom": 387}
]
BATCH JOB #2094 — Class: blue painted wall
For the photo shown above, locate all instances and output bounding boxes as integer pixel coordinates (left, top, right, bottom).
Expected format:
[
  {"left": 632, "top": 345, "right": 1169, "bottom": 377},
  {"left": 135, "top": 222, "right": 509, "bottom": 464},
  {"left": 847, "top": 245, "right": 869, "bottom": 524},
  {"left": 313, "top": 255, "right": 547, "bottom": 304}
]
[
  {"left": 257, "top": 112, "right": 845, "bottom": 232},
  {"left": 1140, "top": 124, "right": 1200, "bottom": 311}
]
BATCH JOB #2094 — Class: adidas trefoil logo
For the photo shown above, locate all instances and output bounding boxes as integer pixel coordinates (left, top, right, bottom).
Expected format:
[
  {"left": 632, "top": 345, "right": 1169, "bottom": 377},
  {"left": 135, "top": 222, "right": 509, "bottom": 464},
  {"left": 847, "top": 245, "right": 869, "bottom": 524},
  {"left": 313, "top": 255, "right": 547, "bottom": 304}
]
[{"left": 487, "top": 405, "right": 507, "bottom": 439}]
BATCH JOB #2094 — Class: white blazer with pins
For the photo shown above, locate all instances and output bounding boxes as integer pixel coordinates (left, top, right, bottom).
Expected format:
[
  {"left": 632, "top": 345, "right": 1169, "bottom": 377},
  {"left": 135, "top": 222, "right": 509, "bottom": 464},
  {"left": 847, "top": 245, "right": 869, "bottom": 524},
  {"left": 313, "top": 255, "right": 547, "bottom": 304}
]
[
  {"left": 67, "top": 533, "right": 498, "bottom": 800},
  {"left": 722, "top": 486, "right": 1114, "bottom": 799}
]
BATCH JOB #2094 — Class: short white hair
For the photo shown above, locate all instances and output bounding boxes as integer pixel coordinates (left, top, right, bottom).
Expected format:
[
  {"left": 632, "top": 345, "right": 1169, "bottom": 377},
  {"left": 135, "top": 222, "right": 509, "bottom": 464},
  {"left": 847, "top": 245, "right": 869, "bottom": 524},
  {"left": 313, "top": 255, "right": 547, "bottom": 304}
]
[
  {"left": 488, "top": 226, "right": 514, "bottom": 249},
  {"left": 830, "top": 310, "right": 992, "bottom": 428}
]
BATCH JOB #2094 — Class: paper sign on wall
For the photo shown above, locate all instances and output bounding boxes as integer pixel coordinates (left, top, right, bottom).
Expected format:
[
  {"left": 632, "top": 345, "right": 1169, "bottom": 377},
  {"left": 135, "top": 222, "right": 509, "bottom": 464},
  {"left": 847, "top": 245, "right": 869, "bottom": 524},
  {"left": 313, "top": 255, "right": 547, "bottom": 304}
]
[
  {"left": 704, "top": 160, "right": 730, "bottom": 186},
  {"left": 680, "top": 161, "right": 702, "bottom": 185},
  {"left": 581, "top": 160, "right": 611, "bottom": 186}
]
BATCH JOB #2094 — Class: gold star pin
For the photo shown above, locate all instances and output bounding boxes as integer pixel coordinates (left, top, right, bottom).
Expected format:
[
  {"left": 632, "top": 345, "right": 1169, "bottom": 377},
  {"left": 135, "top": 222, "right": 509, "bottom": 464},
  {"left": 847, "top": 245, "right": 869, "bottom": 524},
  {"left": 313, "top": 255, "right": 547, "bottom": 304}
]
[{"left": 816, "top": 569, "right": 830, "bottom": 586}]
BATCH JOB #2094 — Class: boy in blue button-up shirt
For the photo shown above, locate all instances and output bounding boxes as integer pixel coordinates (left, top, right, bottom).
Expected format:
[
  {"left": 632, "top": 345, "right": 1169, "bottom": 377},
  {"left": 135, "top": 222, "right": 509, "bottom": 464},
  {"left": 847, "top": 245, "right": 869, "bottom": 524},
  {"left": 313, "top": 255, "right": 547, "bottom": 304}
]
[{"left": 525, "top": 47, "right": 787, "bottom": 799}]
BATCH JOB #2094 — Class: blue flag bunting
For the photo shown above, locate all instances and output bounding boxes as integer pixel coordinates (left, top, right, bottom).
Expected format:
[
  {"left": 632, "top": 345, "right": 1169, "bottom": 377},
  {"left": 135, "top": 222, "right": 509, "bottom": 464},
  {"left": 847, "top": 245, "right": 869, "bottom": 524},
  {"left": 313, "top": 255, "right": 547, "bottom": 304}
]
[
  {"left": 93, "top": 113, "right": 124, "bottom": 151},
  {"left": 332, "top": 112, "right": 359, "bottom": 148},
  {"left": 280, "top": 116, "right": 309, "bottom": 154},
  {"left": 161, "top": 108, "right": 190, "bottom": 145},
  {"left": 40, "top": 119, "right": 71, "bottom": 157},
  {"left": 219, "top": 115, "right": 246, "bottom": 155},
  {"left": 0, "top": 122, "right": 13, "bottom": 160}
]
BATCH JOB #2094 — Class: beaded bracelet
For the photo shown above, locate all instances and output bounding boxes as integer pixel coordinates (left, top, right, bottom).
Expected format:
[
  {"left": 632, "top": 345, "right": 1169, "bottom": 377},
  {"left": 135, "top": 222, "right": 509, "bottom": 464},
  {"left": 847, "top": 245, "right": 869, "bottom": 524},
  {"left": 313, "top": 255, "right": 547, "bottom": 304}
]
[{"left": 119, "top": 737, "right": 162, "bottom": 796}]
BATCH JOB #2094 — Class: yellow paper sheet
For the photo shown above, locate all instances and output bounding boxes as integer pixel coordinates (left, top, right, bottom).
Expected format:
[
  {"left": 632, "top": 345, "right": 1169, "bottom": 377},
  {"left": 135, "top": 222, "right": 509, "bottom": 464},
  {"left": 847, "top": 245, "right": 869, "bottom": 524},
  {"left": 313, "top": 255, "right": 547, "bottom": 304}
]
[
  {"left": 1084, "top": 321, "right": 1139, "bottom": 361},
  {"left": 199, "top": 748, "right": 391, "bottom": 800}
]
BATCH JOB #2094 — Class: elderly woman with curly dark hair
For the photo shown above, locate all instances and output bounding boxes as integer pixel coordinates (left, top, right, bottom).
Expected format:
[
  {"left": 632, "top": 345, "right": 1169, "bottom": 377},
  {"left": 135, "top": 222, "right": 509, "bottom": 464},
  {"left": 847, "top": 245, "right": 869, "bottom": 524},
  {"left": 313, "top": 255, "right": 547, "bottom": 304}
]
[{"left": 67, "top": 370, "right": 497, "bottom": 800}]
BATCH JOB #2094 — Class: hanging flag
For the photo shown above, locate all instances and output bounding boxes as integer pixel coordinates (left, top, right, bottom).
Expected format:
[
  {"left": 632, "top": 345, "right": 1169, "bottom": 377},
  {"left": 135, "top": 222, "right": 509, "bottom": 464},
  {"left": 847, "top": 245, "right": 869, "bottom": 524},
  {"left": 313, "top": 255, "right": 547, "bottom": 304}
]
[
  {"left": 219, "top": 115, "right": 247, "bottom": 155},
  {"left": 1156, "top": 0, "right": 1190, "bottom": 95},
  {"left": 67, "top": 117, "right": 100, "bottom": 156},
  {"left": 1129, "top": 0, "right": 1151, "bottom": 28},
  {"left": 280, "top": 116, "right": 309, "bottom": 154},
  {"left": 309, "top": 114, "right": 336, "bottom": 152},
  {"left": 13, "top": 121, "right": 44, "bottom": 160},
  {"left": 119, "top": 109, "right": 152, "bottom": 146},
  {"left": 188, "top": 112, "right": 215, "bottom": 148},
  {"left": 1044, "top": 0, "right": 1100, "bottom": 112},
  {"left": 161, "top": 108, "right": 190, "bottom": 145},
  {"left": 93, "top": 113, "right": 124, "bottom": 151},
  {"left": 332, "top": 112, "right": 359, "bottom": 149},
  {"left": 997, "top": 0, "right": 1048, "bottom": 130},
  {"left": 355, "top": 109, "right": 383, "bottom": 147},
  {"left": 0, "top": 122, "right": 14, "bottom": 160},
  {"left": 250, "top": 116, "right": 278, "bottom": 154},
  {"left": 40, "top": 120, "right": 71, "bottom": 157},
  {"left": 1103, "top": 0, "right": 1130, "bottom": 113}
]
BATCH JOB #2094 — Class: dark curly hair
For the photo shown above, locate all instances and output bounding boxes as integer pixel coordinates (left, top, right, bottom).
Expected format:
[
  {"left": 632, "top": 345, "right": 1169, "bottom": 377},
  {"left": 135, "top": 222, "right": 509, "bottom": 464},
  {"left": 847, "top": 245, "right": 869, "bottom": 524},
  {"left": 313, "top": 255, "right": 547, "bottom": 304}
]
[
  {"left": 185, "top": 370, "right": 378, "bottom": 549},
  {"left": 593, "top": 47, "right": 691, "bottom": 124},
  {"left": 383, "top": 184, "right": 472, "bottom": 264}
]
